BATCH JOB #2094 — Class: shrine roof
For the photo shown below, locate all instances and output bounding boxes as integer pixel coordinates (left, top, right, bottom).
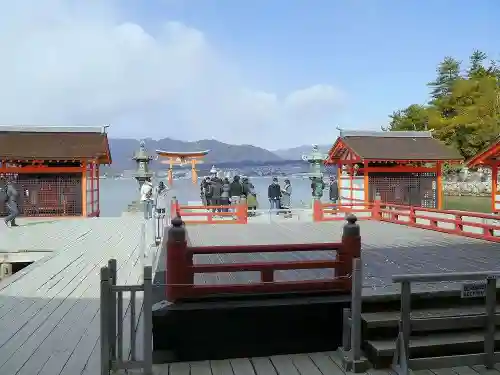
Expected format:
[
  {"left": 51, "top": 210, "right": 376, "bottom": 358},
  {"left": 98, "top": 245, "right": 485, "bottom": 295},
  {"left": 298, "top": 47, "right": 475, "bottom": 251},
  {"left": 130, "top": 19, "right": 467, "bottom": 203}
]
[
  {"left": 467, "top": 136, "right": 500, "bottom": 167},
  {"left": 0, "top": 126, "right": 111, "bottom": 164},
  {"left": 328, "top": 131, "right": 463, "bottom": 162}
]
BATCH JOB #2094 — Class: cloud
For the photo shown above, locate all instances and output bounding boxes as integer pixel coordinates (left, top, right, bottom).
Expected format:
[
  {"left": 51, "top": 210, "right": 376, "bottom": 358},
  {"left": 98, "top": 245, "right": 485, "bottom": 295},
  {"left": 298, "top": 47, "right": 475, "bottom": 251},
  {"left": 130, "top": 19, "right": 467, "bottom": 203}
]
[{"left": 0, "top": 0, "right": 346, "bottom": 149}]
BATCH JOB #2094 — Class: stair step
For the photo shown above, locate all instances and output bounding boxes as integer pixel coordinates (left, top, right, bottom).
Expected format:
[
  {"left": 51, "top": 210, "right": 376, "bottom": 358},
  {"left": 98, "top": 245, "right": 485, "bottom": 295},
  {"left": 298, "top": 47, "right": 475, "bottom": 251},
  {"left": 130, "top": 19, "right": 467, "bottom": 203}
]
[
  {"left": 366, "top": 329, "right": 500, "bottom": 358},
  {"left": 362, "top": 305, "right": 500, "bottom": 331}
]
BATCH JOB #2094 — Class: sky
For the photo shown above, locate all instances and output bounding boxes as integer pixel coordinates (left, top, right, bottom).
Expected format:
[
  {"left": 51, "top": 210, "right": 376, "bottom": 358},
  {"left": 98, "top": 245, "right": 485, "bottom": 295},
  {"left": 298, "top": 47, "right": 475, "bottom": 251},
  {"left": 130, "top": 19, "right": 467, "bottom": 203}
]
[{"left": 0, "top": 0, "right": 497, "bottom": 149}]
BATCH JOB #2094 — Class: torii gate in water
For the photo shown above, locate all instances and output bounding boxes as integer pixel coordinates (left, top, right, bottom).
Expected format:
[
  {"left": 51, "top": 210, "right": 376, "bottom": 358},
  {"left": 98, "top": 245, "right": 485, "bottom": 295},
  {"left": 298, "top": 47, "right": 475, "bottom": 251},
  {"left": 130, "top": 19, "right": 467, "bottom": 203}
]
[{"left": 155, "top": 149, "right": 210, "bottom": 185}]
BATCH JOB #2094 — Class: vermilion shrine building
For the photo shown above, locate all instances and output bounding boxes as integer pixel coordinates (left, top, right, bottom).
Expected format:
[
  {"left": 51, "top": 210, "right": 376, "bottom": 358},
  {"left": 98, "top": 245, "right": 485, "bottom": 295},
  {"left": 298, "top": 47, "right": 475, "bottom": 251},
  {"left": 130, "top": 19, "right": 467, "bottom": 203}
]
[
  {"left": 0, "top": 126, "right": 111, "bottom": 218},
  {"left": 467, "top": 137, "right": 500, "bottom": 212},
  {"left": 326, "top": 131, "right": 463, "bottom": 209}
]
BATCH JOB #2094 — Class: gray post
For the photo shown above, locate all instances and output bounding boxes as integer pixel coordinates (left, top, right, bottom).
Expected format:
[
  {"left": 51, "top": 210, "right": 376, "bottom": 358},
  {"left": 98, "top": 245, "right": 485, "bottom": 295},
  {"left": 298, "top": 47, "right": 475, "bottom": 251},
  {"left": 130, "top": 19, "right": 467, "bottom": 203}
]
[
  {"left": 100, "top": 267, "right": 110, "bottom": 375},
  {"left": 108, "top": 259, "right": 117, "bottom": 360},
  {"left": 350, "top": 257, "right": 362, "bottom": 363},
  {"left": 143, "top": 265, "right": 153, "bottom": 375},
  {"left": 485, "top": 276, "right": 497, "bottom": 368},
  {"left": 400, "top": 280, "right": 412, "bottom": 366},
  {"left": 342, "top": 308, "right": 352, "bottom": 351}
]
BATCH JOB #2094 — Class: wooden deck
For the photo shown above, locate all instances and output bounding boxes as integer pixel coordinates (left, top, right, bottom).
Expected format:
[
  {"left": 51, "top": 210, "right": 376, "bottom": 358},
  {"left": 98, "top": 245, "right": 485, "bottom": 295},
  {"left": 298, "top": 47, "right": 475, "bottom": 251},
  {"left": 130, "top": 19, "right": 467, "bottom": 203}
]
[
  {"left": 2, "top": 212, "right": 500, "bottom": 374},
  {"left": 0, "top": 215, "right": 151, "bottom": 375},
  {"left": 154, "top": 220, "right": 500, "bottom": 301},
  {"left": 149, "top": 356, "right": 500, "bottom": 375}
]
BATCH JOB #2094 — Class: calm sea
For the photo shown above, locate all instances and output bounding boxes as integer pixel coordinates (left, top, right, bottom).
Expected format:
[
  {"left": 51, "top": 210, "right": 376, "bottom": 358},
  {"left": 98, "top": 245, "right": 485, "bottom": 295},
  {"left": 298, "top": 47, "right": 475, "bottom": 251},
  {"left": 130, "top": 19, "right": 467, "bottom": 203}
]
[{"left": 99, "top": 177, "right": 330, "bottom": 217}]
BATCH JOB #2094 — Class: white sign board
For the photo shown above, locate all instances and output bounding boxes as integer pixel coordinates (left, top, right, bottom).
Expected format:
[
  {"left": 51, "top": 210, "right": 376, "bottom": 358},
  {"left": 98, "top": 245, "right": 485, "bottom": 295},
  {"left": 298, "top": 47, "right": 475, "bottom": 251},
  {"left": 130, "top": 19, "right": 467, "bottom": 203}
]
[{"left": 461, "top": 281, "right": 487, "bottom": 298}]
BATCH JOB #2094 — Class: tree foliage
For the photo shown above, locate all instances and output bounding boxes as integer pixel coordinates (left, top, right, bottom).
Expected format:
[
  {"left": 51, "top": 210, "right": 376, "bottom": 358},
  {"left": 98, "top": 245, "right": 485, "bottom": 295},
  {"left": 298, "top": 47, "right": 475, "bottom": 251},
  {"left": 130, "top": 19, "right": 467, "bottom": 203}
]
[{"left": 384, "top": 50, "right": 500, "bottom": 160}]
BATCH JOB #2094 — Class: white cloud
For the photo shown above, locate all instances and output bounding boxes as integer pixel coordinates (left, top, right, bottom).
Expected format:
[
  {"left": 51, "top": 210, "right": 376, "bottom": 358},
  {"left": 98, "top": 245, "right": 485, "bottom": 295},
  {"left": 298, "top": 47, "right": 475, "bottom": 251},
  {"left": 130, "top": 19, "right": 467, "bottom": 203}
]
[{"left": 0, "top": 0, "right": 346, "bottom": 149}]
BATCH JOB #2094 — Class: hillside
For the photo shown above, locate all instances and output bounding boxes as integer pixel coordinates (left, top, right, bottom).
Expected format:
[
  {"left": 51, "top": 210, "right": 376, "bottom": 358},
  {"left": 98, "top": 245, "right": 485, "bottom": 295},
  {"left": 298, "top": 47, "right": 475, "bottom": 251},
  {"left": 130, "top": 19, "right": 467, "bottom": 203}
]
[
  {"left": 272, "top": 144, "right": 331, "bottom": 160},
  {"left": 107, "top": 138, "right": 282, "bottom": 171}
]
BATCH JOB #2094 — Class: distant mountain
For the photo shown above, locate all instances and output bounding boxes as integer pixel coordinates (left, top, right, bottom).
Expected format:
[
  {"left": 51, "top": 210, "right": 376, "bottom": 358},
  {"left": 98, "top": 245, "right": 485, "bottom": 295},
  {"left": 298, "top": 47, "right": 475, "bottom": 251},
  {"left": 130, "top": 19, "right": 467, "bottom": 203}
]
[
  {"left": 272, "top": 144, "right": 331, "bottom": 160},
  {"left": 106, "top": 137, "right": 283, "bottom": 171}
]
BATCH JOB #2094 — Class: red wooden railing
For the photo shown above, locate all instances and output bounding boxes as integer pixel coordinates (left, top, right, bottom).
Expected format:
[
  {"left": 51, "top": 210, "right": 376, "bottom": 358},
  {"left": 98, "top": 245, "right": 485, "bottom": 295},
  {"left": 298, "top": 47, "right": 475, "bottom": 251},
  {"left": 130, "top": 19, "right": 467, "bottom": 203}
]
[
  {"left": 165, "top": 215, "right": 361, "bottom": 302},
  {"left": 170, "top": 198, "right": 248, "bottom": 224},
  {"left": 313, "top": 196, "right": 500, "bottom": 242}
]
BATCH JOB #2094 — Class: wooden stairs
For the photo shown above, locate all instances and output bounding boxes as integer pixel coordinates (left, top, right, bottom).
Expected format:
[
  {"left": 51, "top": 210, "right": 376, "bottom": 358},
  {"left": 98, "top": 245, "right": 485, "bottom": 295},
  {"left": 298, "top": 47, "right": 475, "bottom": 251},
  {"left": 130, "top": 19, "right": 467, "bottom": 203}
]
[{"left": 360, "top": 297, "right": 500, "bottom": 369}]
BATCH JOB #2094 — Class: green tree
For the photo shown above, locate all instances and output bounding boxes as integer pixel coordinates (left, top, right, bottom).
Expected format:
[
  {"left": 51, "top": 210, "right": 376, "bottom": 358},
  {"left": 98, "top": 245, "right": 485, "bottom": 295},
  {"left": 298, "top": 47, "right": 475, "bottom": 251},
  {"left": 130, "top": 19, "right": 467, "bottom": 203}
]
[
  {"left": 385, "top": 51, "right": 500, "bottom": 160},
  {"left": 382, "top": 104, "right": 429, "bottom": 131}
]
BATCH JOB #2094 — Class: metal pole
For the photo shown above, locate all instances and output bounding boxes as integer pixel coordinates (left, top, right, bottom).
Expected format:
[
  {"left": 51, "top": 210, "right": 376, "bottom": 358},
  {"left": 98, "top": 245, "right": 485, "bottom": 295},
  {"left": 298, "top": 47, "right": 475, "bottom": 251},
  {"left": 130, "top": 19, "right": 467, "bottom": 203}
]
[
  {"left": 350, "top": 257, "right": 362, "bottom": 362},
  {"left": 485, "top": 276, "right": 497, "bottom": 368},
  {"left": 100, "top": 267, "right": 110, "bottom": 375},
  {"left": 143, "top": 266, "right": 153, "bottom": 375},
  {"left": 140, "top": 222, "right": 146, "bottom": 280}
]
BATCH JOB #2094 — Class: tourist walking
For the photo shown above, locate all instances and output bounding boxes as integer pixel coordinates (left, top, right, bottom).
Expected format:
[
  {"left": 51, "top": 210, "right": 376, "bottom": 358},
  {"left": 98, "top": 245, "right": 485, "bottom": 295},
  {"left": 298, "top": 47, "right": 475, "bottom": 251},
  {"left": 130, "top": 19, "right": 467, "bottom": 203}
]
[
  {"left": 1, "top": 177, "right": 19, "bottom": 227},
  {"left": 268, "top": 177, "right": 281, "bottom": 215},
  {"left": 140, "top": 178, "right": 154, "bottom": 219},
  {"left": 329, "top": 176, "right": 339, "bottom": 203},
  {"left": 221, "top": 177, "right": 230, "bottom": 212},
  {"left": 281, "top": 179, "right": 292, "bottom": 218}
]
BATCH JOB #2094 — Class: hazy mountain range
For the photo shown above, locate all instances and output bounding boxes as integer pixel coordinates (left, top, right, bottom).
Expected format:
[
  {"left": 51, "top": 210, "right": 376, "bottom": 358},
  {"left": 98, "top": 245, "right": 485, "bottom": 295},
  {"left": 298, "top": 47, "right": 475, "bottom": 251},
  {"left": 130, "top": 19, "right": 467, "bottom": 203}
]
[{"left": 106, "top": 138, "right": 330, "bottom": 171}]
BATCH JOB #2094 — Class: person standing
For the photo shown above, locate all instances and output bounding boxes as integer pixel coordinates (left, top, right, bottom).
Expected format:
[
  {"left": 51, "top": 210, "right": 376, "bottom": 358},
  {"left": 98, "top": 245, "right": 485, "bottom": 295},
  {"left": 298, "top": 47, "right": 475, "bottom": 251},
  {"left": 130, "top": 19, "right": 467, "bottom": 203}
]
[
  {"left": 140, "top": 178, "right": 154, "bottom": 219},
  {"left": 220, "top": 177, "right": 230, "bottom": 212},
  {"left": 229, "top": 175, "right": 243, "bottom": 206},
  {"left": 210, "top": 177, "right": 223, "bottom": 212},
  {"left": 268, "top": 177, "right": 281, "bottom": 215},
  {"left": 280, "top": 179, "right": 292, "bottom": 218},
  {"left": 329, "top": 176, "right": 339, "bottom": 203},
  {"left": 2, "top": 177, "right": 19, "bottom": 227}
]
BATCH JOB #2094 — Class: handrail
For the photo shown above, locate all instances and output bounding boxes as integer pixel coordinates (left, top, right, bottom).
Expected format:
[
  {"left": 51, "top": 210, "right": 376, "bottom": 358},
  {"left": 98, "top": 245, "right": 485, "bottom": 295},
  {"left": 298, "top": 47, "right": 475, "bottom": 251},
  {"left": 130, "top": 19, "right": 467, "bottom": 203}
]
[
  {"left": 100, "top": 259, "right": 153, "bottom": 375},
  {"left": 391, "top": 272, "right": 498, "bottom": 375},
  {"left": 164, "top": 214, "right": 361, "bottom": 301}
]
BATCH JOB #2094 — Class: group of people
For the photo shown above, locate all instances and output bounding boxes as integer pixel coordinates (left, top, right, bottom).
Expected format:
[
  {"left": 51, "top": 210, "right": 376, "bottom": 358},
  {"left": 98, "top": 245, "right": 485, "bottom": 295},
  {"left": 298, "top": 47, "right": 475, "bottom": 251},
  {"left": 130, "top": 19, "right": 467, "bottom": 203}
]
[
  {"left": 200, "top": 175, "right": 259, "bottom": 215},
  {"left": 267, "top": 177, "right": 293, "bottom": 217}
]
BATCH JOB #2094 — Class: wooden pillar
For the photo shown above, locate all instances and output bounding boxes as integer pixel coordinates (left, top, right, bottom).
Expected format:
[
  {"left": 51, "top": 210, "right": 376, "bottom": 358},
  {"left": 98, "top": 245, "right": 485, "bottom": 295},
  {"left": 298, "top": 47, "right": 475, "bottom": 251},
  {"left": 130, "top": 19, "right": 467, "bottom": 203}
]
[
  {"left": 492, "top": 164, "right": 498, "bottom": 213},
  {"left": 363, "top": 161, "right": 369, "bottom": 204},
  {"left": 436, "top": 161, "right": 443, "bottom": 210},
  {"left": 337, "top": 162, "right": 342, "bottom": 201},
  {"left": 349, "top": 164, "right": 354, "bottom": 205},
  {"left": 191, "top": 159, "right": 197, "bottom": 184},
  {"left": 96, "top": 164, "right": 100, "bottom": 217},
  {"left": 82, "top": 161, "right": 87, "bottom": 217},
  {"left": 90, "top": 162, "right": 95, "bottom": 216},
  {"left": 168, "top": 158, "right": 173, "bottom": 185}
]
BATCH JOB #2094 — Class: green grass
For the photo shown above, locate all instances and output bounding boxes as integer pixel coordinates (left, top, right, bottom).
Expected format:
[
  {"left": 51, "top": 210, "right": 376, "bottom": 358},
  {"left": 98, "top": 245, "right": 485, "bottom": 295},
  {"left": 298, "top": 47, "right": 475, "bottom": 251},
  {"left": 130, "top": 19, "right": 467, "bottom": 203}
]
[{"left": 443, "top": 195, "right": 492, "bottom": 213}]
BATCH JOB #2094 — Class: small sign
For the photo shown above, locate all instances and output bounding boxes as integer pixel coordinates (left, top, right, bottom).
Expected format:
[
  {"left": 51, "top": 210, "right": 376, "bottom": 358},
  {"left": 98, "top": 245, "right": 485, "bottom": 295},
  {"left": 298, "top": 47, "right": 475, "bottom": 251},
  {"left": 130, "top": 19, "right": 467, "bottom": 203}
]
[{"left": 461, "top": 281, "right": 487, "bottom": 298}]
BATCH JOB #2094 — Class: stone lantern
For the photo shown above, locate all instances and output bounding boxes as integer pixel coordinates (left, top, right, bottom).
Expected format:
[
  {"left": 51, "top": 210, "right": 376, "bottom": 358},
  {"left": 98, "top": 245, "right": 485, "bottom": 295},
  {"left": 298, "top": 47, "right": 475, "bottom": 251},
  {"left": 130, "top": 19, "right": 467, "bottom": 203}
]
[
  {"left": 132, "top": 140, "right": 154, "bottom": 190},
  {"left": 302, "top": 145, "right": 328, "bottom": 200}
]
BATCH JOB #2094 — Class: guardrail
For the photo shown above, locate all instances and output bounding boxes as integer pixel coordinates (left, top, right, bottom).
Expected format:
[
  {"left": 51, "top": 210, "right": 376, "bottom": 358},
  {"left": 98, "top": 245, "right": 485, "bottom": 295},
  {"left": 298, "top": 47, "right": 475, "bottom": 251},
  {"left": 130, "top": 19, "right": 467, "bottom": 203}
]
[
  {"left": 312, "top": 198, "right": 373, "bottom": 222},
  {"left": 100, "top": 259, "right": 153, "bottom": 375},
  {"left": 170, "top": 197, "right": 248, "bottom": 224},
  {"left": 376, "top": 202, "right": 500, "bottom": 242},
  {"left": 391, "top": 271, "right": 499, "bottom": 375},
  {"left": 164, "top": 214, "right": 361, "bottom": 302}
]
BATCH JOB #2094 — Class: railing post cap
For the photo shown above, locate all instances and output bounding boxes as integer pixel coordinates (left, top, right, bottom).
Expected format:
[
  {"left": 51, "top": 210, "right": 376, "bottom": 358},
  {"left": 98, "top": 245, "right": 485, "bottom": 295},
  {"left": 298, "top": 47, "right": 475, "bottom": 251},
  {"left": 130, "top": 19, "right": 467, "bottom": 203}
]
[
  {"left": 343, "top": 214, "right": 360, "bottom": 237},
  {"left": 168, "top": 216, "right": 186, "bottom": 242}
]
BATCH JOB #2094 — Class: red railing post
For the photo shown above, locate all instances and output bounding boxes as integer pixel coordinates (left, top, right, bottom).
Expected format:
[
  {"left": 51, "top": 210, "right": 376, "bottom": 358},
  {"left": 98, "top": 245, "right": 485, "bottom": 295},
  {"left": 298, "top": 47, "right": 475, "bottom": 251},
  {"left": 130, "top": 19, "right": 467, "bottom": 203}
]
[
  {"left": 236, "top": 198, "right": 248, "bottom": 224},
  {"left": 313, "top": 199, "right": 324, "bottom": 222},
  {"left": 165, "top": 216, "right": 192, "bottom": 302},
  {"left": 338, "top": 214, "right": 361, "bottom": 282},
  {"left": 372, "top": 196, "right": 381, "bottom": 220}
]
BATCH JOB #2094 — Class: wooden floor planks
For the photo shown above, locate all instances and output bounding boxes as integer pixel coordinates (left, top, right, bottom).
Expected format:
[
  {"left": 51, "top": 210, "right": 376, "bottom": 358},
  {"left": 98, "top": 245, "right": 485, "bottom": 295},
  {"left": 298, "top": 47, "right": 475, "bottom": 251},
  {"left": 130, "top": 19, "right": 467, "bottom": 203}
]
[
  {"left": 1, "top": 216, "right": 500, "bottom": 374},
  {"left": 0, "top": 216, "right": 148, "bottom": 375}
]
